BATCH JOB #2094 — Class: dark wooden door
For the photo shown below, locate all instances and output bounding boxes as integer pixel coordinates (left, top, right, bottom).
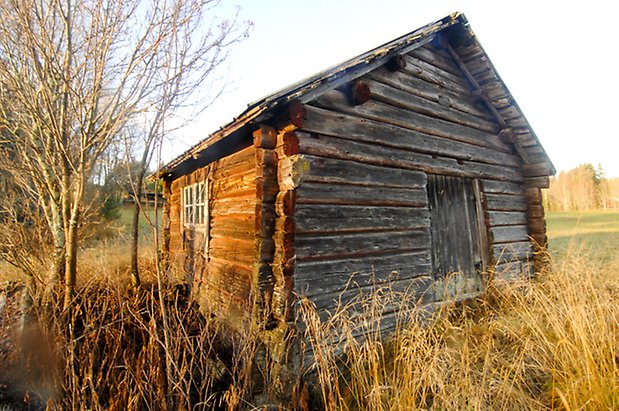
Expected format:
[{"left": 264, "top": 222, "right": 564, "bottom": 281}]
[{"left": 427, "top": 175, "right": 484, "bottom": 279}]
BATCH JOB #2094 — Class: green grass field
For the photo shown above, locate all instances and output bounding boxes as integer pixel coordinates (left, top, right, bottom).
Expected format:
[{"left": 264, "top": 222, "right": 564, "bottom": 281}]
[{"left": 546, "top": 211, "right": 619, "bottom": 263}]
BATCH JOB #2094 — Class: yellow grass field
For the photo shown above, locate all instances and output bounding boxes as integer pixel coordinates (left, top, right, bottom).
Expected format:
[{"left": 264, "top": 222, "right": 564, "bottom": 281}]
[{"left": 1, "top": 210, "right": 618, "bottom": 409}]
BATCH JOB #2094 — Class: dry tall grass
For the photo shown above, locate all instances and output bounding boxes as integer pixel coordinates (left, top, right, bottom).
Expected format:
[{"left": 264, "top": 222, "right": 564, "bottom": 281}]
[
  {"left": 300, "top": 253, "right": 619, "bottom": 410},
  {"left": 2, "top": 237, "right": 618, "bottom": 409}
]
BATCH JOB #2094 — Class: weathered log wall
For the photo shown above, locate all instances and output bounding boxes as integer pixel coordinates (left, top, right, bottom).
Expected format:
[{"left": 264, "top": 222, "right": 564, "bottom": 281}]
[
  {"left": 168, "top": 145, "right": 257, "bottom": 323},
  {"left": 285, "top": 43, "right": 538, "bottom": 313}
]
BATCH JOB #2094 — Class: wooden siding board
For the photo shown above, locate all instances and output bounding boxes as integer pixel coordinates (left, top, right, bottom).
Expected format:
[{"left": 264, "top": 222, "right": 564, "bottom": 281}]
[
  {"left": 295, "top": 229, "right": 431, "bottom": 260},
  {"left": 295, "top": 204, "right": 430, "bottom": 234},
  {"left": 295, "top": 181, "right": 428, "bottom": 207}
]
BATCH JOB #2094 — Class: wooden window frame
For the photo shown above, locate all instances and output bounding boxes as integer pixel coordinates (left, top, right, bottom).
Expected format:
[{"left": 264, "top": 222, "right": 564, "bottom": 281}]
[{"left": 182, "top": 181, "right": 207, "bottom": 229}]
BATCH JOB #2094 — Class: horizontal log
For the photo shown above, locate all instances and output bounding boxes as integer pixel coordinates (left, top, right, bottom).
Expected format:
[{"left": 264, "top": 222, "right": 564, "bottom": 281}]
[
  {"left": 209, "top": 237, "right": 255, "bottom": 267},
  {"left": 308, "top": 275, "right": 434, "bottom": 314},
  {"left": 210, "top": 170, "right": 255, "bottom": 196},
  {"left": 493, "top": 241, "right": 533, "bottom": 265},
  {"left": 481, "top": 179, "right": 524, "bottom": 195},
  {"left": 366, "top": 78, "right": 499, "bottom": 133},
  {"left": 487, "top": 211, "right": 528, "bottom": 227},
  {"left": 366, "top": 67, "right": 492, "bottom": 120},
  {"left": 295, "top": 228, "right": 431, "bottom": 260},
  {"left": 295, "top": 204, "right": 430, "bottom": 234},
  {"left": 295, "top": 250, "right": 431, "bottom": 294},
  {"left": 484, "top": 193, "right": 529, "bottom": 211},
  {"left": 279, "top": 154, "right": 428, "bottom": 189},
  {"left": 295, "top": 107, "right": 521, "bottom": 170},
  {"left": 211, "top": 196, "right": 257, "bottom": 215},
  {"left": 494, "top": 260, "right": 533, "bottom": 282},
  {"left": 291, "top": 130, "right": 523, "bottom": 183},
  {"left": 528, "top": 218, "right": 546, "bottom": 235},
  {"left": 199, "top": 257, "right": 252, "bottom": 301},
  {"left": 295, "top": 181, "right": 428, "bottom": 207},
  {"left": 253, "top": 126, "right": 277, "bottom": 149},
  {"left": 311, "top": 90, "right": 511, "bottom": 153},
  {"left": 523, "top": 162, "right": 554, "bottom": 177},
  {"left": 408, "top": 46, "right": 462, "bottom": 77},
  {"left": 402, "top": 54, "right": 470, "bottom": 94},
  {"left": 490, "top": 225, "right": 530, "bottom": 244},
  {"left": 209, "top": 225, "right": 254, "bottom": 243}
]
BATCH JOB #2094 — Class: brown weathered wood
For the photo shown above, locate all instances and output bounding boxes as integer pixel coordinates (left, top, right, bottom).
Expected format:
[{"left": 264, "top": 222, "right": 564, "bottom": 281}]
[
  {"left": 295, "top": 229, "right": 431, "bottom": 260},
  {"left": 295, "top": 205, "right": 430, "bottom": 234},
  {"left": 296, "top": 181, "right": 428, "bottom": 207},
  {"left": 289, "top": 100, "right": 308, "bottom": 128},
  {"left": 352, "top": 80, "right": 371, "bottom": 105},
  {"left": 275, "top": 190, "right": 296, "bottom": 217},
  {"left": 211, "top": 195, "right": 257, "bottom": 216},
  {"left": 253, "top": 126, "right": 278, "bottom": 149}
]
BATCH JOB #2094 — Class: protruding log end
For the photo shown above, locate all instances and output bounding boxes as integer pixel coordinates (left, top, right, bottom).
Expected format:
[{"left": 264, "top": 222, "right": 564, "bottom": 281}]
[
  {"left": 282, "top": 132, "right": 300, "bottom": 156},
  {"left": 386, "top": 55, "right": 407, "bottom": 72},
  {"left": 253, "top": 126, "right": 277, "bottom": 149},
  {"left": 351, "top": 80, "right": 371, "bottom": 106},
  {"left": 288, "top": 100, "right": 307, "bottom": 128},
  {"left": 498, "top": 128, "right": 514, "bottom": 144}
]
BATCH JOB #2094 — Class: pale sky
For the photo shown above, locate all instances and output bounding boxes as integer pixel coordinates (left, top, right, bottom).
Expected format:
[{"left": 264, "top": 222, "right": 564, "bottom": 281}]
[{"left": 168, "top": 0, "right": 619, "bottom": 178}]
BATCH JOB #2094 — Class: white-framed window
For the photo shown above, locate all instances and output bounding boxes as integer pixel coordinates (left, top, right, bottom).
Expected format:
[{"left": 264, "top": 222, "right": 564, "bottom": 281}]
[{"left": 183, "top": 182, "right": 206, "bottom": 226}]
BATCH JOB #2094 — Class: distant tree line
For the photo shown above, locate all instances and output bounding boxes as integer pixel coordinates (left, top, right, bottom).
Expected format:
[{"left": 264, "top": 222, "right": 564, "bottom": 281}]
[{"left": 545, "top": 163, "right": 619, "bottom": 211}]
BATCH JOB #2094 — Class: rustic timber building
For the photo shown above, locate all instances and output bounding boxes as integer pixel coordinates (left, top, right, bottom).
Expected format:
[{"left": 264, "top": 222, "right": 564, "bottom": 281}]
[{"left": 158, "top": 12, "right": 553, "bottom": 400}]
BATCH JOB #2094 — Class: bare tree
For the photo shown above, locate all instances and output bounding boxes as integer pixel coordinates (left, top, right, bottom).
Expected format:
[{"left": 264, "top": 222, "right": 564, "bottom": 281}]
[{"left": 0, "top": 0, "right": 250, "bottom": 307}]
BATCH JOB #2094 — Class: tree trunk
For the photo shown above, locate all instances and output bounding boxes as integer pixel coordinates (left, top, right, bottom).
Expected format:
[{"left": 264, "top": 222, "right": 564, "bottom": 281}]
[
  {"left": 63, "top": 208, "right": 79, "bottom": 310},
  {"left": 129, "top": 190, "right": 142, "bottom": 289},
  {"left": 130, "top": 163, "right": 148, "bottom": 289}
]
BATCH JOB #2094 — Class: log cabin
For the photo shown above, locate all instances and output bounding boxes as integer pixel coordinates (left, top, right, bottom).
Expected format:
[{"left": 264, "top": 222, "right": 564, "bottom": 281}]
[{"left": 157, "top": 11, "right": 554, "bottom": 401}]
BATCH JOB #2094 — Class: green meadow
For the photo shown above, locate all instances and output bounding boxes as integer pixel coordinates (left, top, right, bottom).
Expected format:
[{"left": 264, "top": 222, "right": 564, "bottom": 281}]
[{"left": 546, "top": 210, "right": 619, "bottom": 263}]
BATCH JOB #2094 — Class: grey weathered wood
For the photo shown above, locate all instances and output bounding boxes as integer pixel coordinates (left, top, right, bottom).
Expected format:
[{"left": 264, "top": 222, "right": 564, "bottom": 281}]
[
  {"left": 308, "top": 275, "right": 434, "bottom": 313},
  {"left": 481, "top": 179, "right": 524, "bottom": 195},
  {"left": 299, "top": 108, "right": 519, "bottom": 168},
  {"left": 402, "top": 54, "right": 471, "bottom": 93},
  {"left": 291, "top": 129, "right": 522, "bottom": 181},
  {"left": 493, "top": 241, "right": 533, "bottom": 265},
  {"left": 311, "top": 90, "right": 511, "bottom": 153},
  {"left": 295, "top": 251, "right": 432, "bottom": 297},
  {"left": 279, "top": 154, "right": 428, "bottom": 189},
  {"left": 295, "top": 204, "right": 430, "bottom": 234},
  {"left": 295, "top": 181, "right": 428, "bottom": 207},
  {"left": 408, "top": 46, "right": 462, "bottom": 76},
  {"left": 484, "top": 194, "right": 528, "bottom": 211},
  {"left": 490, "top": 225, "right": 529, "bottom": 244},
  {"left": 366, "top": 78, "right": 499, "bottom": 133},
  {"left": 366, "top": 67, "right": 492, "bottom": 120},
  {"left": 295, "top": 229, "right": 431, "bottom": 260},
  {"left": 487, "top": 211, "right": 528, "bottom": 226},
  {"left": 295, "top": 250, "right": 431, "bottom": 281}
]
